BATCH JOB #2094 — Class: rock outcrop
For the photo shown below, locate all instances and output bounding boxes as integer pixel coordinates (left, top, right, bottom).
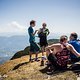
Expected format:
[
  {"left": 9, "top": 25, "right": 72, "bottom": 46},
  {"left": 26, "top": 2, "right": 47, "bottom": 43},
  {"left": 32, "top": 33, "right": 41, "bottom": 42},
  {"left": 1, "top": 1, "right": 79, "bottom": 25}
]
[{"left": 0, "top": 53, "right": 78, "bottom": 80}]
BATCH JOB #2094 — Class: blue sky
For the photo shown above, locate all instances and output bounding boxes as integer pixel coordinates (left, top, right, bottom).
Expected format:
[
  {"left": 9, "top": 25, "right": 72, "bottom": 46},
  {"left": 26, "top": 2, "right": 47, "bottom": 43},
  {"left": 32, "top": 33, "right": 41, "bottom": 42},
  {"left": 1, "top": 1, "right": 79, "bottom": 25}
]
[{"left": 0, "top": 0, "right": 80, "bottom": 36}]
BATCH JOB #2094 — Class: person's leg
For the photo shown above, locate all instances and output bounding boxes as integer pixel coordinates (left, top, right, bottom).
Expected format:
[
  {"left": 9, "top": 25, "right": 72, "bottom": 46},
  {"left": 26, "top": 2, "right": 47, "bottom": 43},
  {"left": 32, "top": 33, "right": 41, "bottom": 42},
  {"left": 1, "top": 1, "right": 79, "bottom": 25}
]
[
  {"left": 29, "top": 51, "right": 33, "bottom": 61},
  {"left": 71, "top": 57, "right": 80, "bottom": 63},
  {"left": 40, "top": 46, "right": 46, "bottom": 66},
  {"left": 47, "top": 53, "right": 59, "bottom": 70},
  {"left": 48, "top": 53, "right": 57, "bottom": 63},
  {"left": 35, "top": 51, "right": 40, "bottom": 61},
  {"left": 46, "top": 48, "right": 51, "bottom": 58},
  {"left": 41, "top": 46, "right": 45, "bottom": 56},
  {"left": 45, "top": 49, "right": 52, "bottom": 65},
  {"left": 29, "top": 43, "right": 32, "bottom": 61},
  {"left": 33, "top": 42, "right": 40, "bottom": 61},
  {"left": 35, "top": 51, "right": 38, "bottom": 59},
  {"left": 29, "top": 42, "right": 35, "bottom": 62},
  {"left": 40, "top": 42, "right": 44, "bottom": 56},
  {"left": 46, "top": 53, "right": 58, "bottom": 74}
]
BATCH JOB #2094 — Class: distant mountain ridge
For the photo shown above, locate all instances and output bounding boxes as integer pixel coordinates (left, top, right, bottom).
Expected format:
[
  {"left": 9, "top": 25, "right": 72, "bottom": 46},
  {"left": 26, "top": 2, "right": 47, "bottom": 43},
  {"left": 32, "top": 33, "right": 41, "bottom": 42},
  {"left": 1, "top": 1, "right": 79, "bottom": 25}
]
[
  {"left": 0, "top": 33, "right": 80, "bottom": 64},
  {"left": 11, "top": 38, "right": 59, "bottom": 60},
  {"left": 0, "top": 35, "right": 29, "bottom": 55},
  {"left": 0, "top": 35, "right": 29, "bottom": 64},
  {"left": 0, "top": 33, "right": 60, "bottom": 57}
]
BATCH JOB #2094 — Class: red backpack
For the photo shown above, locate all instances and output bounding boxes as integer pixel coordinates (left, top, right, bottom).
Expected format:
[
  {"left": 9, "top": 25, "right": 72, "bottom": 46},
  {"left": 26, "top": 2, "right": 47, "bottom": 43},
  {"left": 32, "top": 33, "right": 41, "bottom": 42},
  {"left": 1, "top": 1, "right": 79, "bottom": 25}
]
[{"left": 55, "top": 44, "right": 70, "bottom": 68}]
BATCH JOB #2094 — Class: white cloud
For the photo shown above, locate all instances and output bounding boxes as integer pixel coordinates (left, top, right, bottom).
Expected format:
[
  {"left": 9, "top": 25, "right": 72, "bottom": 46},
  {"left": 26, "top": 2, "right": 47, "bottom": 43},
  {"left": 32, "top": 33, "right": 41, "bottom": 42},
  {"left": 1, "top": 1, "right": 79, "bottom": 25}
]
[{"left": 0, "top": 21, "right": 26, "bottom": 34}]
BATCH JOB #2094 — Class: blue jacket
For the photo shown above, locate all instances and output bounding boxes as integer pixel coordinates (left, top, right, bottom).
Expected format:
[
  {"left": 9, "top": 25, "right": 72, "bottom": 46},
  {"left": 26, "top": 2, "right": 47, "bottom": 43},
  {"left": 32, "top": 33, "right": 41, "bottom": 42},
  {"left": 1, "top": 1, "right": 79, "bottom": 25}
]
[
  {"left": 28, "top": 26, "right": 35, "bottom": 43},
  {"left": 69, "top": 40, "right": 80, "bottom": 59}
]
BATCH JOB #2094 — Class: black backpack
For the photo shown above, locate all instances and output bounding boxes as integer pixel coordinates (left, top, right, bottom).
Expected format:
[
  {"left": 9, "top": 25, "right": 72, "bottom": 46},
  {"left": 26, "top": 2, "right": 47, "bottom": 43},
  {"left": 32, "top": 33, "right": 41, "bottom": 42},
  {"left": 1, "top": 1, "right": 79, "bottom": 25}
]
[{"left": 55, "top": 44, "right": 70, "bottom": 67}]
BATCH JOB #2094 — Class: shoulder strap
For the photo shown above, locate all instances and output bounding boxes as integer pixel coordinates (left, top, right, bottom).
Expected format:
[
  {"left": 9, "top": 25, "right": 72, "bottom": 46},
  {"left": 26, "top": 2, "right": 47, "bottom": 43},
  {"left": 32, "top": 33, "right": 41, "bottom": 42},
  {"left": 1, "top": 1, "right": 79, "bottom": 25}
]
[{"left": 56, "top": 43, "right": 70, "bottom": 55}]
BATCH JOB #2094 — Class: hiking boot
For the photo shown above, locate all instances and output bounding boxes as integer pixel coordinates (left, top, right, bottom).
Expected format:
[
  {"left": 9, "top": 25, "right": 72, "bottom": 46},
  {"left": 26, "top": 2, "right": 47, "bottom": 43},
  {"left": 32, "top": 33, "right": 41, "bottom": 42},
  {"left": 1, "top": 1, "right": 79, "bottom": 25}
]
[
  {"left": 29, "top": 59, "right": 34, "bottom": 62},
  {"left": 35, "top": 58, "right": 40, "bottom": 62},
  {"left": 45, "top": 61, "right": 49, "bottom": 65},
  {"left": 42, "top": 56, "right": 46, "bottom": 60},
  {"left": 46, "top": 66, "right": 54, "bottom": 75},
  {"left": 40, "top": 60, "right": 44, "bottom": 66},
  {"left": 46, "top": 64, "right": 56, "bottom": 75}
]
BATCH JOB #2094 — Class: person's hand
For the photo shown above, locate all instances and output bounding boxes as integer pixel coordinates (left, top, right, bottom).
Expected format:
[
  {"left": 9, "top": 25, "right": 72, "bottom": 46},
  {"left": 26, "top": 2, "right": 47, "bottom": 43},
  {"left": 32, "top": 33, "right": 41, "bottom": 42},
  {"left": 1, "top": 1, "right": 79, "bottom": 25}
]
[
  {"left": 45, "top": 47, "right": 49, "bottom": 51},
  {"left": 35, "top": 30, "right": 38, "bottom": 33},
  {"left": 78, "top": 53, "right": 80, "bottom": 57}
]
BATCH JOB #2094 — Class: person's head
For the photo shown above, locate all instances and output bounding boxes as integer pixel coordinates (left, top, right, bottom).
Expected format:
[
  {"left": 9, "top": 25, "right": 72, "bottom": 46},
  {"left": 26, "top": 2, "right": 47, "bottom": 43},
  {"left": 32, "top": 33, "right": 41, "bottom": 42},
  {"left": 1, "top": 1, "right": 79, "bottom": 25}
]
[
  {"left": 30, "top": 20, "right": 36, "bottom": 27},
  {"left": 69, "top": 32, "right": 78, "bottom": 40},
  {"left": 60, "top": 35, "right": 68, "bottom": 43},
  {"left": 42, "top": 23, "right": 47, "bottom": 29}
]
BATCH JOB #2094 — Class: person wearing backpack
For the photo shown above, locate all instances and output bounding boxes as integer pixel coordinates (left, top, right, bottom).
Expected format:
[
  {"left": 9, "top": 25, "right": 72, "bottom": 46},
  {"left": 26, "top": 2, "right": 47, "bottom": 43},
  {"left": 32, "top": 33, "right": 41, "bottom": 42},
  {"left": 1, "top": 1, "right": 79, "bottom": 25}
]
[
  {"left": 38, "top": 23, "right": 50, "bottom": 66},
  {"left": 69, "top": 32, "right": 80, "bottom": 63},
  {"left": 46, "top": 35, "right": 80, "bottom": 72}
]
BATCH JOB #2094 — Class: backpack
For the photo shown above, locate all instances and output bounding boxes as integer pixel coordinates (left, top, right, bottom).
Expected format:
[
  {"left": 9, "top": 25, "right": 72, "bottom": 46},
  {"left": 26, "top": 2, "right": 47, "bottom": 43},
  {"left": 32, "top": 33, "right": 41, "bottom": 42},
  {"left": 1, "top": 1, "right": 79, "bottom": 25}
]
[
  {"left": 55, "top": 44, "right": 70, "bottom": 68},
  {"left": 38, "top": 28, "right": 46, "bottom": 38}
]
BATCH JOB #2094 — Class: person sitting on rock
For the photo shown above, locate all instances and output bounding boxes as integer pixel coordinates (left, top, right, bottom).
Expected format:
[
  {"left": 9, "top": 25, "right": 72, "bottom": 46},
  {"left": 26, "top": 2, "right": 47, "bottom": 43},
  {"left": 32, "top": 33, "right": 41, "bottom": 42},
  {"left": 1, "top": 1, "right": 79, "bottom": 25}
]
[
  {"left": 69, "top": 32, "right": 80, "bottom": 63},
  {"left": 46, "top": 35, "right": 80, "bottom": 72}
]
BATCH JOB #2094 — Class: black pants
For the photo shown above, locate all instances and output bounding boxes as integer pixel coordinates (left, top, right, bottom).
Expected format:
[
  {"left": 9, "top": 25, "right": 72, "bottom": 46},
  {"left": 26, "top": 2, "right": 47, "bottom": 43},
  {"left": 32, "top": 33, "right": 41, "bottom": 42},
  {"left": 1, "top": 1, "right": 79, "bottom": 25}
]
[
  {"left": 40, "top": 36, "right": 48, "bottom": 47},
  {"left": 48, "top": 53, "right": 61, "bottom": 69},
  {"left": 71, "top": 57, "right": 80, "bottom": 63},
  {"left": 48, "top": 53, "right": 80, "bottom": 68}
]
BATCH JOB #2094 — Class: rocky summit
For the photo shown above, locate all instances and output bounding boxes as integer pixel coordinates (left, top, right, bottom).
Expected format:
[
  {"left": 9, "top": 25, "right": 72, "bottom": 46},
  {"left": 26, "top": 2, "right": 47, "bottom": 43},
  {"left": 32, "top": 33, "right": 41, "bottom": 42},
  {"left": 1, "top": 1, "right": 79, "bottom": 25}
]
[{"left": 0, "top": 53, "right": 79, "bottom": 80}]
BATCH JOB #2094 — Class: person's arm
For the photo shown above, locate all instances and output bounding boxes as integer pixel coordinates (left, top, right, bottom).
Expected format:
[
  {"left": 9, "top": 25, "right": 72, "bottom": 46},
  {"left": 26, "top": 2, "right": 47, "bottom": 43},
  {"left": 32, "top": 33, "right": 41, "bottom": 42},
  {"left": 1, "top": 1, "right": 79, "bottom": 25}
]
[
  {"left": 32, "top": 30, "right": 38, "bottom": 35},
  {"left": 46, "top": 43, "right": 60, "bottom": 50},
  {"left": 37, "top": 28, "right": 41, "bottom": 34},
  {"left": 28, "top": 27, "right": 37, "bottom": 36},
  {"left": 45, "top": 28, "right": 50, "bottom": 36},
  {"left": 47, "top": 29, "right": 50, "bottom": 35},
  {"left": 68, "top": 44, "right": 80, "bottom": 57}
]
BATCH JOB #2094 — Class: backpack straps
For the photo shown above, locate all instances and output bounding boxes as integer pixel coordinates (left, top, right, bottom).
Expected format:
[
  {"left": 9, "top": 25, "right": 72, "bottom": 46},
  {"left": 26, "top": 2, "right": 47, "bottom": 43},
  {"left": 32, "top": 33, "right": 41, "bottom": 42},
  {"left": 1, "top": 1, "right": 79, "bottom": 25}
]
[{"left": 55, "top": 43, "right": 71, "bottom": 67}]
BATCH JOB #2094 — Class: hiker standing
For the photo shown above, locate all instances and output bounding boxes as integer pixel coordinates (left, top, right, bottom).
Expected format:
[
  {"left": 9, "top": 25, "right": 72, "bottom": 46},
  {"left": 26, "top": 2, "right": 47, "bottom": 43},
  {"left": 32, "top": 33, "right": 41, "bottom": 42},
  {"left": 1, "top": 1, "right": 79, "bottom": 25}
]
[
  {"left": 28, "top": 20, "right": 40, "bottom": 62},
  {"left": 38, "top": 23, "right": 50, "bottom": 65}
]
